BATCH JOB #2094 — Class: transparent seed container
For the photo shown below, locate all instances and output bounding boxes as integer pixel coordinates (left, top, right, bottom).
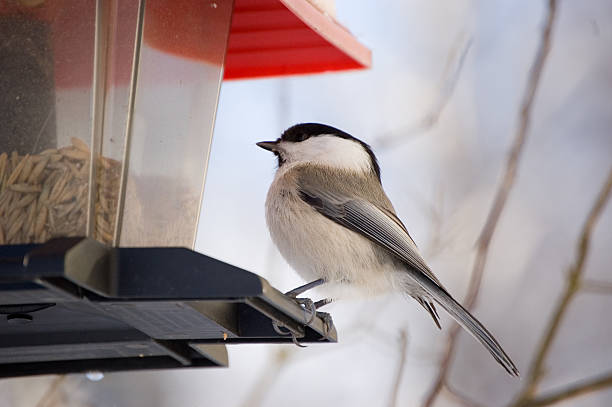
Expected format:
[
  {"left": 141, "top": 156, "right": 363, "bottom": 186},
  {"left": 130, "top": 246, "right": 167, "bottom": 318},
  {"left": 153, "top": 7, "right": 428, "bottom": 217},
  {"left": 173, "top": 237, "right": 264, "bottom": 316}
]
[{"left": 0, "top": 0, "right": 233, "bottom": 248}]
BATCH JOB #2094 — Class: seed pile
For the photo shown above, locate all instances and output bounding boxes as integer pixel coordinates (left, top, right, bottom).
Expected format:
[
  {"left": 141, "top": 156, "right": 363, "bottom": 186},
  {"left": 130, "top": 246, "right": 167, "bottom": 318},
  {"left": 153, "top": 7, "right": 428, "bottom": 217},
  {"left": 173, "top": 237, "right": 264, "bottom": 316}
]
[
  {"left": 94, "top": 153, "right": 121, "bottom": 243},
  {"left": 0, "top": 138, "right": 121, "bottom": 245}
]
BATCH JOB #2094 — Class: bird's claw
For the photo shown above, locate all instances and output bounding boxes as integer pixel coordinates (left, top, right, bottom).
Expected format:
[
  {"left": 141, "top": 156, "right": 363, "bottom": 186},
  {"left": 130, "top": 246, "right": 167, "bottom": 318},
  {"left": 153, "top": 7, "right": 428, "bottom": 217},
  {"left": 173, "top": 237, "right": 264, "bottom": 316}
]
[
  {"left": 271, "top": 321, "right": 307, "bottom": 347},
  {"left": 291, "top": 334, "right": 307, "bottom": 348},
  {"left": 271, "top": 296, "right": 329, "bottom": 347},
  {"left": 271, "top": 320, "right": 290, "bottom": 336},
  {"left": 316, "top": 311, "right": 334, "bottom": 341},
  {"left": 295, "top": 297, "right": 317, "bottom": 324}
]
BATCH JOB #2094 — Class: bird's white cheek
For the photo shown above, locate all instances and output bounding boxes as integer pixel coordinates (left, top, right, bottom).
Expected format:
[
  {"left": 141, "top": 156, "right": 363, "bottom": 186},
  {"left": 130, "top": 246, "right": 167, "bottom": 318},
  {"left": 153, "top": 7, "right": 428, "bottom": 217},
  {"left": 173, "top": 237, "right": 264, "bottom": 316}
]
[{"left": 277, "top": 137, "right": 373, "bottom": 175}]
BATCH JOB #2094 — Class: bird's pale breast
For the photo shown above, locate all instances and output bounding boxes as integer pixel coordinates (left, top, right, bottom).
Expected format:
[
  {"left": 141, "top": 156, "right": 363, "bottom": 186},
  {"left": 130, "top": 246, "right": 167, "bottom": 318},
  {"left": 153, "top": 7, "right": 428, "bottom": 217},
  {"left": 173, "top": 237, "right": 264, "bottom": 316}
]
[{"left": 265, "top": 166, "right": 400, "bottom": 296}]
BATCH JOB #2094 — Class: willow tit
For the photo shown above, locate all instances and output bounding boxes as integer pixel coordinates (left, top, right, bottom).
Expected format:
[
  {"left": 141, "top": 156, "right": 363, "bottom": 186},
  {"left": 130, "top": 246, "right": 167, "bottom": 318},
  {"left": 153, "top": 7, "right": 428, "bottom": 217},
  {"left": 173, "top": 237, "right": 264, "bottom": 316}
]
[{"left": 257, "top": 123, "right": 518, "bottom": 376}]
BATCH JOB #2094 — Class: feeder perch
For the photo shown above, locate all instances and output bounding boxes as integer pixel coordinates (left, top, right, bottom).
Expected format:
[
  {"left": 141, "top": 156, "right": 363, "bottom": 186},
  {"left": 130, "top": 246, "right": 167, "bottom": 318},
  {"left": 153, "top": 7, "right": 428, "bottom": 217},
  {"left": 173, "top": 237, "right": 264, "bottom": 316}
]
[{"left": 0, "top": 0, "right": 370, "bottom": 377}]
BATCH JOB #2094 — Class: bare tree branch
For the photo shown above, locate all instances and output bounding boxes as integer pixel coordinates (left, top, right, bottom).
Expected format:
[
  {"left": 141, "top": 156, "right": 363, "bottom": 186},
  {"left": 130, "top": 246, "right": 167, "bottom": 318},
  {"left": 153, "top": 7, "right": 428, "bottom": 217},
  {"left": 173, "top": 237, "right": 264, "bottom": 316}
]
[
  {"left": 422, "top": 1, "right": 559, "bottom": 405},
  {"left": 35, "top": 376, "right": 66, "bottom": 407},
  {"left": 510, "top": 166, "right": 612, "bottom": 407},
  {"left": 524, "top": 370, "right": 612, "bottom": 407},
  {"left": 375, "top": 34, "right": 472, "bottom": 149},
  {"left": 240, "top": 348, "right": 293, "bottom": 407},
  {"left": 444, "top": 381, "right": 488, "bottom": 407},
  {"left": 388, "top": 328, "right": 410, "bottom": 407}
]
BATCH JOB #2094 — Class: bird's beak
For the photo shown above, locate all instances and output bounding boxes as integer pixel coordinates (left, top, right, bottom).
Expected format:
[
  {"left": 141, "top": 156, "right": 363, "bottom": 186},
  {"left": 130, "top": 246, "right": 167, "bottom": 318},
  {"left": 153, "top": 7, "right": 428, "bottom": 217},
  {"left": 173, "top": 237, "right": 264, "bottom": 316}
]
[{"left": 256, "top": 140, "right": 279, "bottom": 152}]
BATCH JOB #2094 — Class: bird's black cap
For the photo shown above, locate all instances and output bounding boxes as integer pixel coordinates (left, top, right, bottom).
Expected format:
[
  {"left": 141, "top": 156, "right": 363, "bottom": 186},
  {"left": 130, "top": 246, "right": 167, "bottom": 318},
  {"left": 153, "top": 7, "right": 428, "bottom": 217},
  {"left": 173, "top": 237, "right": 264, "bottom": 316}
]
[{"left": 281, "top": 123, "right": 381, "bottom": 180}]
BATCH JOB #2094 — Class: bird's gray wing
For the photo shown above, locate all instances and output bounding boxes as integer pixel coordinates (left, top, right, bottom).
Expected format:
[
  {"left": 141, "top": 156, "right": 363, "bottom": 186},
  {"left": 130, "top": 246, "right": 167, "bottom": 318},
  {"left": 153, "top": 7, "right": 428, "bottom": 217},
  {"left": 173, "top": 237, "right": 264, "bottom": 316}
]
[{"left": 297, "top": 182, "right": 519, "bottom": 376}]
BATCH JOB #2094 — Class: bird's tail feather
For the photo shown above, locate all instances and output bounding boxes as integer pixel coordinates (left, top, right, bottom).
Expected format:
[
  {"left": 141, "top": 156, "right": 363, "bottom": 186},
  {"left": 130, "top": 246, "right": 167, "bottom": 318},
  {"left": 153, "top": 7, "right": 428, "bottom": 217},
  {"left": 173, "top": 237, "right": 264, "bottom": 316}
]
[{"left": 407, "top": 269, "right": 520, "bottom": 377}]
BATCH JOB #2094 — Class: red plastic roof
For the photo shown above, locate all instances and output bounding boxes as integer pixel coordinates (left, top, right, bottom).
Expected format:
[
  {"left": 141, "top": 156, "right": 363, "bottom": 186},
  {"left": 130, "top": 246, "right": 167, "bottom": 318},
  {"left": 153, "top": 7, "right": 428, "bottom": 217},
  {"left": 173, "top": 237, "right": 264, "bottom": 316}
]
[{"left": 224, "top": 0, "right": 371, "bottom": 80}]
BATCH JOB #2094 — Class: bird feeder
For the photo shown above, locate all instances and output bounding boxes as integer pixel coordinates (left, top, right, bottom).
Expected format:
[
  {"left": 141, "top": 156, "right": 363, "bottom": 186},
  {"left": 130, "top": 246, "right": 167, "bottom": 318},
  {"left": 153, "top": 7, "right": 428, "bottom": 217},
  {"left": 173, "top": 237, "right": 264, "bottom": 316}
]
[{"left": 0, "top": 0, "right": 370, "bottom": 376}]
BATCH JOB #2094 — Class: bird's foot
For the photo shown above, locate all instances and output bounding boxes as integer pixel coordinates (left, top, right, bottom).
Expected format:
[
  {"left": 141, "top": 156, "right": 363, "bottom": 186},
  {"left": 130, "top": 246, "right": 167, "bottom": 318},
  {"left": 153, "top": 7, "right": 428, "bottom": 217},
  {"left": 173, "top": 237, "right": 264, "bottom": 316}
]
[
  {"left": 273, "top": 281, "right": 332, "bottom": 347},
  {"left": 292, "top": 296, "right": 332, "bottom": 324},
  {"left": 285, "top": 278, "right": 326, "bottom": 297},
  {"left": 271, "top": 296, "right": 315, "bottom": 347},
  {"left": 316, "top": 311, "right": 334, "bottom": 341},
  {"left": 272, "top": 296, "right": 333, "bottom": 347},
  {"left": 295, "top": 297, "right": 317, "bottom": 325},
  {"left": 271, "top": 321, "right": 306, "bottom": 348},
  {"left": 314, "top": 298, "right": 332, "bottom": 309}
]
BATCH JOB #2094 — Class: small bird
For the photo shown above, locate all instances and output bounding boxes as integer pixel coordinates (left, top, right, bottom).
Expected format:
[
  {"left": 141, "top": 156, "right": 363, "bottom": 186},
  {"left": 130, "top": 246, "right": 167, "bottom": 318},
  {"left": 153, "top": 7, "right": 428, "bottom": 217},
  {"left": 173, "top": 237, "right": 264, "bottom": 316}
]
[{"left": 257, "top": 123, "right": 519, "bottom": 376}]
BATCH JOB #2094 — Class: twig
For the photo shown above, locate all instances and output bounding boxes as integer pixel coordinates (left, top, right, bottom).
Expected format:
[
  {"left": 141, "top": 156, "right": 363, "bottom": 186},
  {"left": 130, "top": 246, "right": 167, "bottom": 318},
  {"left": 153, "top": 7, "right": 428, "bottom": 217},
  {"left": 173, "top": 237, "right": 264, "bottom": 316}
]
[
  {"left": 444, "top": 381, "right": 487, "bottom": 407},
  {"left": 422, "top": 1, "right": 559, "bottom": 406},
  {"left": 388, "top": 329, "right": 410, "bottom": 407},
  {"left": 375, "top": 34, "right": 472, "bottom": 149},
  {"left": 239, "top": 348, "right": 293, "bottom": 407},
  {"left": 422, "top": 335, "right": 453, "bottom": 407},
  {"left": 510, "top": 166, "right": 612, "bottom": 407},
  {"left": 523, "top": 370, "right": 612, "bottom": 407},
  {"left": 35, "top": 375, "right": 66, "bottom": 407},
  {"left": 580, "top": 279, "right": 612, "bottom": 295}
]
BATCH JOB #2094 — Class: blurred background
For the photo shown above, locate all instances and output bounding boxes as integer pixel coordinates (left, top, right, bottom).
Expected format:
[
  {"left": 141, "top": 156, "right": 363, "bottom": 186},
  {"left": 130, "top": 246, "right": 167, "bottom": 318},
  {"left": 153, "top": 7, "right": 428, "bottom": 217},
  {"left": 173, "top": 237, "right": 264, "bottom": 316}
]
[{"left": 2, "top": 0, "right": 612, "bottom": 406}]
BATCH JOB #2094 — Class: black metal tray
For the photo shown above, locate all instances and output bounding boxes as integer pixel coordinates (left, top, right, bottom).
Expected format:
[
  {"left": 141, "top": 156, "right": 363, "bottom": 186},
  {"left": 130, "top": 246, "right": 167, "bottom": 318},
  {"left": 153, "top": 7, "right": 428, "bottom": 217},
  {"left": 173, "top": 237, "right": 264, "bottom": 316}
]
[{"left": 0, "top": 238, "right": 336, "bottom": 377}]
